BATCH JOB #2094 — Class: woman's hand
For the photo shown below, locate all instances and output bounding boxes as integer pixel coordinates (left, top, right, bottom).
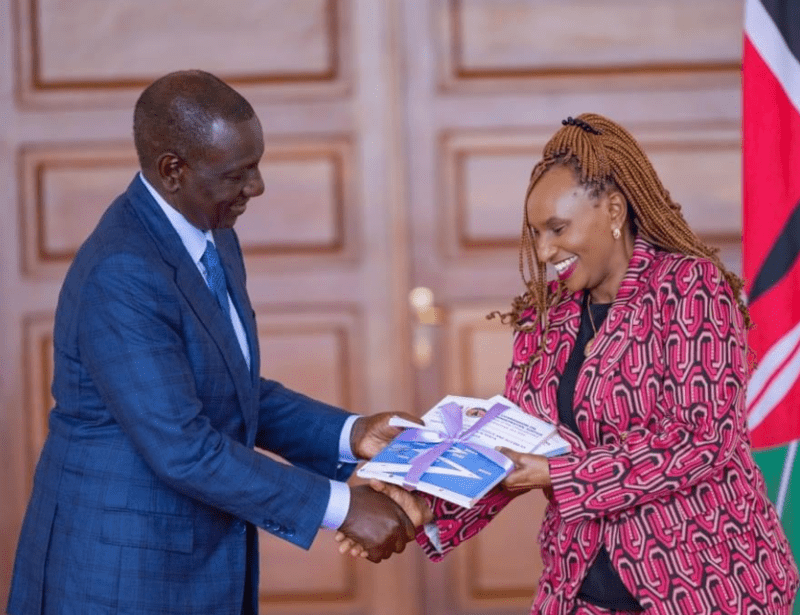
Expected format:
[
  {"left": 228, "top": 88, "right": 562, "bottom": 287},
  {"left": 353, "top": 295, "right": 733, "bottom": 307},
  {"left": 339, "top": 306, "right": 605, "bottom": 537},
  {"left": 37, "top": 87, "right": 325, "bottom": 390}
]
[
  {"left": 498, "top": 448, "right": 552, "bottom": 490},
  {"left": 335, "top": 480, "right": 433, "bottom": 558}
]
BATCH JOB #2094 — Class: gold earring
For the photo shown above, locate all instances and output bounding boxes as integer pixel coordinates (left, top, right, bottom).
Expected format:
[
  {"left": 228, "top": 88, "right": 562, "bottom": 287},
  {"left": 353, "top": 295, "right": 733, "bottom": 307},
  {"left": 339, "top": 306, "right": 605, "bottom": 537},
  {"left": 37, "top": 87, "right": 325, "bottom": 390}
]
[{"left": 612, "top": 228, "right": 621, "bottom": 240}]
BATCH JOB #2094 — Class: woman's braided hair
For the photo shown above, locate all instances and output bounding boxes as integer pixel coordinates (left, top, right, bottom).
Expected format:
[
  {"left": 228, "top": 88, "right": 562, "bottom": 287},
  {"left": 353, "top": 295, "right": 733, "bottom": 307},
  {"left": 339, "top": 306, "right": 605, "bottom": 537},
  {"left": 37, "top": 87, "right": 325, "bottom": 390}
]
[{"left": 492, "top": 113, "right": 750, "bottom": 343}]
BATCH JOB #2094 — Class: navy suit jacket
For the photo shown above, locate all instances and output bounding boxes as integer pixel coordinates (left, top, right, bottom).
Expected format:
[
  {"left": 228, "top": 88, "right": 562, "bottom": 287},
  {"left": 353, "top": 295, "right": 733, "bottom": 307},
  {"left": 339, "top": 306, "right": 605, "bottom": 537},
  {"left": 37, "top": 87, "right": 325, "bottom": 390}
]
[{"left": 8, "top": 176, "right": 355, "bottom": 614}]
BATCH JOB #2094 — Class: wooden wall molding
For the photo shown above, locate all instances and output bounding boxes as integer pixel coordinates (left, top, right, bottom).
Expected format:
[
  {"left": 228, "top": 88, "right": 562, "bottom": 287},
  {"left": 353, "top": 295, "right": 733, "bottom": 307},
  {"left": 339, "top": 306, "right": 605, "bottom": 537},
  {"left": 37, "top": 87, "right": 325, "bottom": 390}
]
[
  {"left": 14, "top": 0, "right": 350, "bottom": 108},
  {"left": 439, "top": 0, "right": 741, "bottom": 92},
  {"left": 439, "top": 123, "right": 742, "bottom": 261},
  {"left": 18, "top": 135, "right": 357, "bottom": 280},
  {"left": 21, "top": 314, "right": 54, "bottom": 487},
  {"left": 254, "top": 303, "right": 365, "bottom": 610}
]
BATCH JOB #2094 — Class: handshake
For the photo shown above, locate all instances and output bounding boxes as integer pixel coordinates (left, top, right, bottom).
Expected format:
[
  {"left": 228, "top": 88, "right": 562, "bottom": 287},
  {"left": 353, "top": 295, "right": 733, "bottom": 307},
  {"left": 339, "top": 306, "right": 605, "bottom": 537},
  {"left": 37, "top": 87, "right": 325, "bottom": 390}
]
[{"left": 334, "top": 412, "right": 434, "bottom": 563}]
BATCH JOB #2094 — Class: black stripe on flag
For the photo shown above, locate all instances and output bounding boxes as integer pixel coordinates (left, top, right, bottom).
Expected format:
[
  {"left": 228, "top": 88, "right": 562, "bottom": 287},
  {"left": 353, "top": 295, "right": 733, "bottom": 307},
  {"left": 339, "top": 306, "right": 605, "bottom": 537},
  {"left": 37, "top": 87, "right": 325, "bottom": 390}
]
[
  {"left": 749, "top": 198, "right": 800, "bottom": 304},
  {"left": 760, "top": 0, "right": 800, "bottom": 65}
]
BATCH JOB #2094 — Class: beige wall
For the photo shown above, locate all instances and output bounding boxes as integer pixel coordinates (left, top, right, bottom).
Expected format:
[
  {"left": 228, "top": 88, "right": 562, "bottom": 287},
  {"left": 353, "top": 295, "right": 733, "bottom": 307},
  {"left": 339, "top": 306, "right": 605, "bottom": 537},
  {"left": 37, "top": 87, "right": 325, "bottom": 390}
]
[{"left": 0, "top": 1, "right": 743, "bottom": 613}]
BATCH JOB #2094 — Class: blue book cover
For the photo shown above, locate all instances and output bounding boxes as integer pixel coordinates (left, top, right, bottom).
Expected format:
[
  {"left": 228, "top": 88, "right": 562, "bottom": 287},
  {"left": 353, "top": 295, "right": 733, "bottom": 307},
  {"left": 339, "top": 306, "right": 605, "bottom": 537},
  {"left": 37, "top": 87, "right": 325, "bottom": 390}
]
[{"left": 357, "top": 395, "right": 570, "bottom": 508}]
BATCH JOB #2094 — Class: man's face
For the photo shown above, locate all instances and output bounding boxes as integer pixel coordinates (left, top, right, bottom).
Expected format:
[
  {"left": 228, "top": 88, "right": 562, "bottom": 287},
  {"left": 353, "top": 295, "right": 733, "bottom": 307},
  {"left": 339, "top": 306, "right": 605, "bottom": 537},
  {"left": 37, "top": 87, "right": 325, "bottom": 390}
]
[{"left": 172, "top": 116, "right": 265, "bottom": 230}]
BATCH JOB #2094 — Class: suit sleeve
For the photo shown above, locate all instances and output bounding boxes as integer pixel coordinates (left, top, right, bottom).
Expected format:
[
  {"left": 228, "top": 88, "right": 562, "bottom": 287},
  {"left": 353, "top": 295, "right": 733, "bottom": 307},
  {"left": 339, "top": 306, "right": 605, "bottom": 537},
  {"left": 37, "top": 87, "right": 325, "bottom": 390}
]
[
  {"left": 224, "top": 227, "right": 357, "bottom": 482},
  {"left": 549, "top": 258, "right": 748, "bottom": 524},
  {"left": 78, "top": 252, "right": 338, "bottom": 549},
  {"left": 256, "top": 379, "right": 356, "bottom": 482}
]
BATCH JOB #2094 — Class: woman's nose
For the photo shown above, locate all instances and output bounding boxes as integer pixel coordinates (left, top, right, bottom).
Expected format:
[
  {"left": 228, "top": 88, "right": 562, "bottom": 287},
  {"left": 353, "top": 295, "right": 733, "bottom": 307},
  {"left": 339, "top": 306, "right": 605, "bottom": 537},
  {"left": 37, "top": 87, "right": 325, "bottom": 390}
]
[{"left": 536, "top": 235, "right": 556, "bottom": 261}]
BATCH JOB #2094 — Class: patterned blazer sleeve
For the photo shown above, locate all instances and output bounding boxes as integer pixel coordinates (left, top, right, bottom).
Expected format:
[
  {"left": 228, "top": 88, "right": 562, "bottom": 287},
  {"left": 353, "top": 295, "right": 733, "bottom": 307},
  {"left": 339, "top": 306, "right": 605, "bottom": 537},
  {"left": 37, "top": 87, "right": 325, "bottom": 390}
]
[
  {"left": 414, "top": 487, "right": 521, "bottom": 561},
  {"left": 549, "top": 258, "right": 749, "bottom": 524}
]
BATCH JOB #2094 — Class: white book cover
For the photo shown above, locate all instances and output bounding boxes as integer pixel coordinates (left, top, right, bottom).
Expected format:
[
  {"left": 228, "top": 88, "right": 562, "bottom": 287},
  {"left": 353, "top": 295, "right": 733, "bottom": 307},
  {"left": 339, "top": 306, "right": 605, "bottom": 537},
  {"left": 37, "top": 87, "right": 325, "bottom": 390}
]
[{"left": 357, "top": 395, "right": 570, "bottom": 508}]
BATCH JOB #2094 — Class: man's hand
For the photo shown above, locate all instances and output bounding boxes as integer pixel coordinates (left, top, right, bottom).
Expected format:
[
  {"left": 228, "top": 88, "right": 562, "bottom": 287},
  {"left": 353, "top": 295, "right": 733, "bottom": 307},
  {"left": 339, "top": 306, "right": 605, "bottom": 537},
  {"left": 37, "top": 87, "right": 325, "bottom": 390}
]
[
  {"left": 368, "top": 480, "right": 433, "bottom": 526},
  {"left": 497, "top": 448, "right": 552, "bottom": 490},
  {"left": 350, "top": 412, "right": 423, "bottom": 460},
  {"left": 336, "top": 480, "right": 433, "bottom": 558},
  {"left": 335, "top": 485, "right": 415, "bottom": 563}
]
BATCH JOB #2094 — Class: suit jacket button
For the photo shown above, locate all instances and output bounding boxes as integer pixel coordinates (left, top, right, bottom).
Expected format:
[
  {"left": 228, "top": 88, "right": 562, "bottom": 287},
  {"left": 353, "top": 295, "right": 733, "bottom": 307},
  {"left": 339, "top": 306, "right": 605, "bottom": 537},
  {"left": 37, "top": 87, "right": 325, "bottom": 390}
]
[{"left": 620, "top": 431, "right": 628, "bottom": 442}]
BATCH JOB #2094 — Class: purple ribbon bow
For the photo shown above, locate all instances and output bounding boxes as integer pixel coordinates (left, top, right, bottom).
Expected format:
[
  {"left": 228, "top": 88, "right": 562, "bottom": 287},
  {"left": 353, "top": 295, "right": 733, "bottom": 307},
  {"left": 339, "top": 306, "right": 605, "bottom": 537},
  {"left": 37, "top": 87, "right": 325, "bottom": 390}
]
[{"left": 398, "top": 401, "right": 514, "bottom": 489}]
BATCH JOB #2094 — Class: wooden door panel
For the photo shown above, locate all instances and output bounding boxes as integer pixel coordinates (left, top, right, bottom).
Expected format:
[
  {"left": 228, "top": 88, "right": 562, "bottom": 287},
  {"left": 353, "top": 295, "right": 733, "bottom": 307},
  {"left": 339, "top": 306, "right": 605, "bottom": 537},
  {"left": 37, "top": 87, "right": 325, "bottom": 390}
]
[
  {"left": 236, "top": 137, "right": 355, "bottom": 260},
  {"left": 440, "top": 0, "right": 741, "bottom": 92},
  {"left": 18, "top": 143, "right": 139, "bottom": 279},
  {"left": 14, "top": 0, "right": 349, "bottom": 107},
  {"left": 2, "top": 2, "right": 419, "bottom": 614},
  {"left": 442, "top": 305, "right": 546, "bottom": 612},
  {"left": 451, "top": 0, "right": 741, "bottom": 73},
  {"left": 403, "top": 2, "right": 744, "bottom": 613}
]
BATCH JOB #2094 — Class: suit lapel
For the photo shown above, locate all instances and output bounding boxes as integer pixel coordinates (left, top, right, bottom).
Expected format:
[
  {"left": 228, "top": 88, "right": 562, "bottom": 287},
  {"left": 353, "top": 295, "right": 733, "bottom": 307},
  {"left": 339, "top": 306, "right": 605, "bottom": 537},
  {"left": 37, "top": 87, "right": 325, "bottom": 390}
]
[{"left": 125, "top": 176, "right": 257, "bottom": 424}]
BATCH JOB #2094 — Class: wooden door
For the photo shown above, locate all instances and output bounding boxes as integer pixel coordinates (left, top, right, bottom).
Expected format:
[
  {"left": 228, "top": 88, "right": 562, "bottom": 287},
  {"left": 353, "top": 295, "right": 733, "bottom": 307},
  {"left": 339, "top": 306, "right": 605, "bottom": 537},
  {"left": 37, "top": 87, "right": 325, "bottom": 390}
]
[
  {"left": 0, "top": 2, "right": 420, "bottom": 614},
  {"left": 399, "top": 1, "right": 744, "bottom": 613},
  {"left": 0, "top": 1, "right": 745, "bottom": 614}
]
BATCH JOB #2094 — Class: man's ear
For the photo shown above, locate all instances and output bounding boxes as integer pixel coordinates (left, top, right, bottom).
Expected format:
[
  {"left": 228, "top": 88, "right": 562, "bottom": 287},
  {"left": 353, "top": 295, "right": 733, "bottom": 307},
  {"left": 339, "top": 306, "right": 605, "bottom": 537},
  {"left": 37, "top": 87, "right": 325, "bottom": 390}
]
[
  {"left": 156, "top": 153, "right": 185, "bottom": 194},
  {"left": 606, "top": 189, "right": 628, "bottom": 229}
]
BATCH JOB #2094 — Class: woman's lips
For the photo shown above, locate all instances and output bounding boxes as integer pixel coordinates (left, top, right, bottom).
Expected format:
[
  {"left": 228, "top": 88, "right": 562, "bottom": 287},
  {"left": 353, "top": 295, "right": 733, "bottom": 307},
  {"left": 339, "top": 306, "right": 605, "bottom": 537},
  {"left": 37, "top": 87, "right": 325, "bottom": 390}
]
[{"left": 555, "top": 257, "right": 578, "bottom": 281}]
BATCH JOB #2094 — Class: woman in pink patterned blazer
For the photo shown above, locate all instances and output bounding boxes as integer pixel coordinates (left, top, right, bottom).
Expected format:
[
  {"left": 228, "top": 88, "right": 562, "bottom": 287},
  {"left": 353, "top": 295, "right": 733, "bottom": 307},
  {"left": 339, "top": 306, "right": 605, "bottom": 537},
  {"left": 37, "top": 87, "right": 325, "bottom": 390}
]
[{"left": 346, "top": 114, "right": 799, "bottom": 614}]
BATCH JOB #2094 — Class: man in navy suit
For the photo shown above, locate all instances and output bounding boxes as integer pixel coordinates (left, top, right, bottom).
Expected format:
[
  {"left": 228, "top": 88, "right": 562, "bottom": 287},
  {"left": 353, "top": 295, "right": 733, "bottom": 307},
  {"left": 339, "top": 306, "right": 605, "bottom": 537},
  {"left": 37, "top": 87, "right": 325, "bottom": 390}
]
[{"left": 7, "top": 70, "right": 416, "bottom": 615}]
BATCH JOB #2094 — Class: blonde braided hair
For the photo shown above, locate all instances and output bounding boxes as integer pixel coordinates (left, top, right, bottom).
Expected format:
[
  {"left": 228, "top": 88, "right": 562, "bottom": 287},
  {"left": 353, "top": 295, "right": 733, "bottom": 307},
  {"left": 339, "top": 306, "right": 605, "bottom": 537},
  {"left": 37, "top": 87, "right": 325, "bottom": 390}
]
[{"left": 492, "top": 113, "right": 750, "bottom": 347}]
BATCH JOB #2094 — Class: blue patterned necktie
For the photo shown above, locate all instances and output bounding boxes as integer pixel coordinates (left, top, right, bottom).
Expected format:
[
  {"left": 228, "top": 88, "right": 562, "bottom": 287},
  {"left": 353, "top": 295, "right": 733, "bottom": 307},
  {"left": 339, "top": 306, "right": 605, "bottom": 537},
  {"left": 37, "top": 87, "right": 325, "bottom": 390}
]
[{"left": 200, "top": 240, "right": 231, "bottom": 320}]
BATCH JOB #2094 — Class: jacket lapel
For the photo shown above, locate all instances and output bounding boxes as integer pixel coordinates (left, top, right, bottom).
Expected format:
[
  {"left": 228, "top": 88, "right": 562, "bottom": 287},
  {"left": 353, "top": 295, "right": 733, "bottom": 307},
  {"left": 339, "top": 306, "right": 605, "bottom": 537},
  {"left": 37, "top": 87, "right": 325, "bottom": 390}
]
[
  {"left": 520, "top": 291, "right": 581, "bottom": 425},
  {"left": 125, "top": 176, "right": 257, "bottom": 424},
  {"left": 572, "top": 237, "right": 658, "bottom": 443}
]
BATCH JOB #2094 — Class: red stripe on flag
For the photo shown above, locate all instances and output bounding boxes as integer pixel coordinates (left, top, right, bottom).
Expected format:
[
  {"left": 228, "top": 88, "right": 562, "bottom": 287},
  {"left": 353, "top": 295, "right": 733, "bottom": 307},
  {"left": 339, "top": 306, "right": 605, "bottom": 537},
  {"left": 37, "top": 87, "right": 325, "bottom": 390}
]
[
  {"left": 742, "top": 35, "right": 800, "bottom": 289},
  {"left": 750, "top": 377, "right": 800, "bottom": 449},
  {"left": 743, "top": 31, "right": 800, "bottom": 448}
]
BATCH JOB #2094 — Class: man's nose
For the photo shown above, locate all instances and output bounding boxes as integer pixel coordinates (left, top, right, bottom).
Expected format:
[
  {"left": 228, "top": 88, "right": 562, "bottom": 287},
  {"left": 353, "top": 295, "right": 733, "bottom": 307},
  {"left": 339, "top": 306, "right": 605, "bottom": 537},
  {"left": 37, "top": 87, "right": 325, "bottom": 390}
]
[{"left": 244, "top": 168, "right": 264, "bottom": 198}]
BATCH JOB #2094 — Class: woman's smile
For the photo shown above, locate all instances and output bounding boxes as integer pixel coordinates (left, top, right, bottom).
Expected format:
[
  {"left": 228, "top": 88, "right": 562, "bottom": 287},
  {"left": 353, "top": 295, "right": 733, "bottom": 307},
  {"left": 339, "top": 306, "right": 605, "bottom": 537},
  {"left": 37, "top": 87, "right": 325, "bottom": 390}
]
[{"left": 553, "top": 256, "right": 578, "bottom": 280}]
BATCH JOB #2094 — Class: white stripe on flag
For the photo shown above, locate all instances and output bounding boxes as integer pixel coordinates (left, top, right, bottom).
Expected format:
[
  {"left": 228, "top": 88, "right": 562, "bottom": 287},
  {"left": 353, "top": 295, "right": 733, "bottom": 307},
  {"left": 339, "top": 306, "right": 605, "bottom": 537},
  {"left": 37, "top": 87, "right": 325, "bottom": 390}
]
[
  {"left": 776, "top": 439, "right": 798, "bottom": 518},
  {"left": 745, "top": 0, "right": 800, "bottom": 116},
  {"left": 748, "top": 318, "right": 800, "bottom": 430}
]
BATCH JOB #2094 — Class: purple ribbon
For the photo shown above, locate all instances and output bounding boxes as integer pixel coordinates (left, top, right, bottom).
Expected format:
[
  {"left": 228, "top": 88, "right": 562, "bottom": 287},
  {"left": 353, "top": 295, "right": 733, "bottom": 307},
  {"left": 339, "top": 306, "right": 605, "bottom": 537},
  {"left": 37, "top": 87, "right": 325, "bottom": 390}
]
[{"left": 399, "top": 401, "right": 513, "bottom": 489}]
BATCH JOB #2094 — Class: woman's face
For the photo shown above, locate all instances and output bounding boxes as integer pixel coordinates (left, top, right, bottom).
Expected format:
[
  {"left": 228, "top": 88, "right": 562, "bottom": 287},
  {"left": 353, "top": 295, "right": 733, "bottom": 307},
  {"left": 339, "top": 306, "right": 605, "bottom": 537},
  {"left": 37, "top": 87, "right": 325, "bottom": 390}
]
[{"left": 525, "top": 165, "right": 630, "bottom": 303}]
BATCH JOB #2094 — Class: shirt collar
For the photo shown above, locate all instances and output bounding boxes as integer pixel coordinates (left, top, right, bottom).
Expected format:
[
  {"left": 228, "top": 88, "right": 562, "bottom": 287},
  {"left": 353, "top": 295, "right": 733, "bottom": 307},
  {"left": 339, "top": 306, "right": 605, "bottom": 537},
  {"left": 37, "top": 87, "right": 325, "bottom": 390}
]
[{"left": 138, "top": 172, "right": 212, "bottom": 265}]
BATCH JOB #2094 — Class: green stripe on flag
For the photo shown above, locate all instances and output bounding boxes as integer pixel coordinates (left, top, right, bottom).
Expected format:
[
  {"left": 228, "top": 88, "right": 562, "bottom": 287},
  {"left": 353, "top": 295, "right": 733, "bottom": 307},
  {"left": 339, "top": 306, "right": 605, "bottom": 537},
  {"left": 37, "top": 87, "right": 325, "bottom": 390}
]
[{"left": 754, "top": 443, "right": 799, "bottom": 614}]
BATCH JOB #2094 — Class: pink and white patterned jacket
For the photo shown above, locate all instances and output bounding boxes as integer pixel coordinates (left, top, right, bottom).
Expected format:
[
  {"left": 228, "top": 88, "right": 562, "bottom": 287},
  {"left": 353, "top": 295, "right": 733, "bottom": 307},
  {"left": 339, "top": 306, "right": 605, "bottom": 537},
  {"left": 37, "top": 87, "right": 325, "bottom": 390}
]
[{"left": 416, "top": 238, "right": 799, "bottom": 615}]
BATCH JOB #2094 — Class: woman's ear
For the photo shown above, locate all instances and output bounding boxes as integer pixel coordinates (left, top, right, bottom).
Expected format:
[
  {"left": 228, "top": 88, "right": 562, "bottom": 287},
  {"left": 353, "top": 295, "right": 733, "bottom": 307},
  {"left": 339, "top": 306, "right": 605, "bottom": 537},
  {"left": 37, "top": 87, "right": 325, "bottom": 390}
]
[{"left": 605, "top": 189, "right": 629, "bottom": 230}]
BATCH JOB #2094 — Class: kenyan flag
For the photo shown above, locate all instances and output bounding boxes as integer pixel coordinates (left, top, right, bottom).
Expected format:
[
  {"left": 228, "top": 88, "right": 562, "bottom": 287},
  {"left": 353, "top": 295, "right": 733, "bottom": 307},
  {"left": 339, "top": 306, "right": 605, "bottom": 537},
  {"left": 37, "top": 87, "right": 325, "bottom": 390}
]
[{"left": 743, "top": 1, "right": 800, "bottom": 609}]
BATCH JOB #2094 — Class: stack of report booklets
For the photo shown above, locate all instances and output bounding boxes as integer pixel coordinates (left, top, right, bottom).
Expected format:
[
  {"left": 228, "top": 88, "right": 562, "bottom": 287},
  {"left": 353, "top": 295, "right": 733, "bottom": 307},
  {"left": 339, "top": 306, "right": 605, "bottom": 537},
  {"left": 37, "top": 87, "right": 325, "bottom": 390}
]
[{"left": 357, "top": 394, "right": 570, "bottom": 508}]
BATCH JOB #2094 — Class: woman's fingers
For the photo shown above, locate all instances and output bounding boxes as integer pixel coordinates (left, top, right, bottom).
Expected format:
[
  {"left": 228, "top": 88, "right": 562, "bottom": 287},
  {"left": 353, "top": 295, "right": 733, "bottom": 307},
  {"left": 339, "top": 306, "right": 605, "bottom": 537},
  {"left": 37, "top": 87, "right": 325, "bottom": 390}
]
[{"left": 497, "top": 448, "right": 552, "bottom": 490}]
